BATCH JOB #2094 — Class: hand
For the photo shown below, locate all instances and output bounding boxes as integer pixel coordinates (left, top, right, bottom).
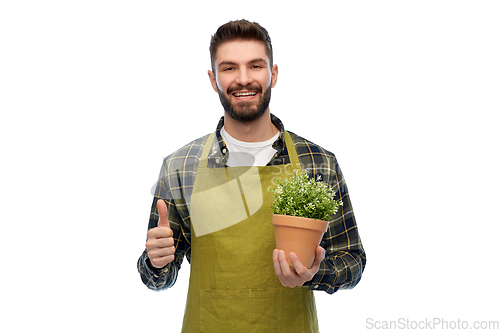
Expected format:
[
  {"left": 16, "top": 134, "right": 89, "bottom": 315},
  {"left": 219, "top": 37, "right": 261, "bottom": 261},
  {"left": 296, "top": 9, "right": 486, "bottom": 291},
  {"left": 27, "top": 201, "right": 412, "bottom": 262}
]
[
  {"left": 273, "top": 246, "right": 325, "bottom": 288},
  {"left": 145, "top": 199, "right": 175, "bottom": 269}
]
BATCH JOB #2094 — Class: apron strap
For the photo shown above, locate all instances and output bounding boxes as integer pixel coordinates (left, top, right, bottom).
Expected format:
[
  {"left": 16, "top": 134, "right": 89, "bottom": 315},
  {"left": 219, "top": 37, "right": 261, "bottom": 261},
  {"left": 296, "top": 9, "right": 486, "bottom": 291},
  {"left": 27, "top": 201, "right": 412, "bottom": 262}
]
[
  {"left": 199, "top": 131, "right": 299, "bottom": 167},
  {"left": 283, "top": 131, "right": 300, "bottom": 167},
  {"left": 200, "top": 132, "right": 216, "bottom": 162}
]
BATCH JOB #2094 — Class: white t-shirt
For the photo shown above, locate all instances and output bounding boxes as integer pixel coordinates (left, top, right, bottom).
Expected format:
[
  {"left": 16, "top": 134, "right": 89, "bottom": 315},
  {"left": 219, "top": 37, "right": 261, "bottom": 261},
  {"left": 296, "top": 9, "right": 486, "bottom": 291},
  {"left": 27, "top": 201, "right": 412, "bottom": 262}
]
[{"left": 220, "top": 127, "right": 279, "bottom": 167}]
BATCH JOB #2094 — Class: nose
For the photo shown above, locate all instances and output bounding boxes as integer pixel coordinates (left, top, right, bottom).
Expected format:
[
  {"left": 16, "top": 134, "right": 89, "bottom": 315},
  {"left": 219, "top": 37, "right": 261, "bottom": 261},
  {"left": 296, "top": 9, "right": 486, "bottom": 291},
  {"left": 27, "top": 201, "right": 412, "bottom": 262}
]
[{"left": 235, "top": 67, "right": 252, "bottom": 86}]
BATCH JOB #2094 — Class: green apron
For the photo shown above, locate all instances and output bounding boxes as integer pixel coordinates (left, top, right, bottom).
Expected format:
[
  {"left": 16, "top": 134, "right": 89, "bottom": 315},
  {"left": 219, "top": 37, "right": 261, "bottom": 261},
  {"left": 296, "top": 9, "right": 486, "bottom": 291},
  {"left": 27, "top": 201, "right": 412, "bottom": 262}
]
[{"left": 182, "top": 131, "right": 319, "bottom": 333}]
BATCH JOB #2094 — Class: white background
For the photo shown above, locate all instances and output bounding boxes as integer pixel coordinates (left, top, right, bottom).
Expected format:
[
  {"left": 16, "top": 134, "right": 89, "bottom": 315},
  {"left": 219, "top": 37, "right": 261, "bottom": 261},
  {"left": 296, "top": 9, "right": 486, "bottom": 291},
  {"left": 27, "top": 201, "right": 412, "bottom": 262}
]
[{"left": 1, "top": 1, "right": 499, "bottom": 332}]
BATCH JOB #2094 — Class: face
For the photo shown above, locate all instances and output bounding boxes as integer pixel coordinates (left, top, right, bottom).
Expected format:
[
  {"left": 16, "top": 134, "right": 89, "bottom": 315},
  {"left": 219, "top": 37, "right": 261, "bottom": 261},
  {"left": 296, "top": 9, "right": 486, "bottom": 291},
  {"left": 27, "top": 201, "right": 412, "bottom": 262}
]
[{"left": 209, "top": 40, "right": 278, "bottom": 122}]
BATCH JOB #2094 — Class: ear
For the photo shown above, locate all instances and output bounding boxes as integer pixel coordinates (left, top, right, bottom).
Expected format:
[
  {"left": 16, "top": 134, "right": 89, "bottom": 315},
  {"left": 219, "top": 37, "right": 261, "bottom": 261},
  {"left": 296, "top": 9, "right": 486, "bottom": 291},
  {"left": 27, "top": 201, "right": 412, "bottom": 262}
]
[
  {"left": 271, "top": 64, "right": 278, "bottom": 88},
  {"left": 208, "top": 70, "right": 218, "bottom": 92}
]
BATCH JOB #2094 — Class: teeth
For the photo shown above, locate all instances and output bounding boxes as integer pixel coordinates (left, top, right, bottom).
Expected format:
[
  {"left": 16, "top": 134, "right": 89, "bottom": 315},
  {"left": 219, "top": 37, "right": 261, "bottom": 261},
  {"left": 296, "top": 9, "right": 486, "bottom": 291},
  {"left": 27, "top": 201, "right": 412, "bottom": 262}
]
[{"left": 234, "top": 91, "right": 257, "bottom": 97}]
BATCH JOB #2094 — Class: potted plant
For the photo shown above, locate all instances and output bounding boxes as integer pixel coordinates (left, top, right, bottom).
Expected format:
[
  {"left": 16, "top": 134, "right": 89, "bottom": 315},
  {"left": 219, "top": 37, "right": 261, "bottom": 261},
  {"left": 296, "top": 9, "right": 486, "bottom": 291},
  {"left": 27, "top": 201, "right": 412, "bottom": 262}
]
[{"left": 268, "top": 169, "right": 343, "bottom": 269}]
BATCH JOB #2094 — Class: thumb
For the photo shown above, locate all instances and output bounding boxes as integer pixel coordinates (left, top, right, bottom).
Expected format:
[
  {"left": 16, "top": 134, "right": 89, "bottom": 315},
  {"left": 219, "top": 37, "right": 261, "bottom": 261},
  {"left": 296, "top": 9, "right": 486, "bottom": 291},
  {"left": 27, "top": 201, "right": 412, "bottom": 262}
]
[
  {"left": 311, "top": 246, "right": 325, "bottom": 268},
  {"left": 157, "top": 199, "right": 170, "bottom": 228}
]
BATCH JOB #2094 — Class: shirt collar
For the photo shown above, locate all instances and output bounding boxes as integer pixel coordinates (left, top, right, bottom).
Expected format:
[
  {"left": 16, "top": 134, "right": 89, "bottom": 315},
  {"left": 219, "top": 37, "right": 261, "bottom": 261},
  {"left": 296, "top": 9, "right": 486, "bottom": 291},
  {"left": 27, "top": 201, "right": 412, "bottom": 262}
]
[{"left": 211, "top": 113, "right": 286, "bottom": 166}]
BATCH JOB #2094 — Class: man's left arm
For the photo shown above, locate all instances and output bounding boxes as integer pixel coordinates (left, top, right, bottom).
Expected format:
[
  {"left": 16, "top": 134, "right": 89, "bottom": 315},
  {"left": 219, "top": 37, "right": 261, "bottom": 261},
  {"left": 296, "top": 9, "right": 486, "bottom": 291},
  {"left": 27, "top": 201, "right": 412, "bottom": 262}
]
[
  {"left": 304, "top": 204, "right": 367, "bottom": 295},
  {"left": 304, "top": 163, "right": 366, "bottom": 294}
]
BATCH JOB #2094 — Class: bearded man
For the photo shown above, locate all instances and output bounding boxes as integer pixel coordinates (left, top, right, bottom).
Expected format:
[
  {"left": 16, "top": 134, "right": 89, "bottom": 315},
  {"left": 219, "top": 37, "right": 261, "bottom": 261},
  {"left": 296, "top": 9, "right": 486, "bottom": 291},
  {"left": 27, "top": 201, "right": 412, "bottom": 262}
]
[{"left": 138, "top": 19, "right": 366, "bottom": 333}]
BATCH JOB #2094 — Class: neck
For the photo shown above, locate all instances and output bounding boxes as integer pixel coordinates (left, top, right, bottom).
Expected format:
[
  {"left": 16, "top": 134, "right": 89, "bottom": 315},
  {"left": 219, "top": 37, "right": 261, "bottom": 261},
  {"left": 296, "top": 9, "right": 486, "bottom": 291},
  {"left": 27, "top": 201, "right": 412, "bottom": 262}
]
[{"left": 223, "top": 109, "right": 278, "bottom": 142}]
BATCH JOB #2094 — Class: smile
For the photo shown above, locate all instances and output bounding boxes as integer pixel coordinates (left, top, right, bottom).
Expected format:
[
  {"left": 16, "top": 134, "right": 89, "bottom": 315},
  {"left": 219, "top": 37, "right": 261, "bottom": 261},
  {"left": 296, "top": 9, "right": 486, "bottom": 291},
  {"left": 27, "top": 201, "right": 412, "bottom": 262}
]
[{"left": 232, "top": 91, "right": 258, "bottom": 99}]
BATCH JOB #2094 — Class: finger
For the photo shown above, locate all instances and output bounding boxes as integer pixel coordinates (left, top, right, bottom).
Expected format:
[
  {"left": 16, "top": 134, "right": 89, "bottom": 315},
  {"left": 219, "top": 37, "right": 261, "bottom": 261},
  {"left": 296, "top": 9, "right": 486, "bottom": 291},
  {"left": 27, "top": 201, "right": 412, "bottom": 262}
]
[
  {"left": 146, "top": 235, "right": 174, "bottom": 250},
  {"left": 307, "top": 247, "right": 325, "bottom": 275},
  {"left": 272, "top": 249, "right": 283, "bottom": 277},
  {"left": 147, "top": 226, "right": 173, "bottom": 240},
  {"left": 150, "top": 254, "right": 175, "bottom": 269},
  {"left": 289, "top": 252, "right": 307, "bottom": 275},
  {"left": 157, "top": 199, "right": 170, "bottom": 228},
  {"left": 311, "top": 246, "right": 325, "bottom": 268},
  {"left": 148, "top": 245, "right": 176, "bottom": 259},
  {"left": 278, "top": 250, "right": 293, "bottom": 276}
]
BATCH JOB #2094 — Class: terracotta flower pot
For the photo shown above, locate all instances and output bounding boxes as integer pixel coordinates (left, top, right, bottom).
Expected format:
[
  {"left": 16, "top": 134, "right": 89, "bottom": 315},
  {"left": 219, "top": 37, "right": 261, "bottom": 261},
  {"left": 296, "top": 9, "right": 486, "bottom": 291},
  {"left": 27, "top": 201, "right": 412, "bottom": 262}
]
[{"left": 272, "top": 214, "right": 328, "bottom": 269}]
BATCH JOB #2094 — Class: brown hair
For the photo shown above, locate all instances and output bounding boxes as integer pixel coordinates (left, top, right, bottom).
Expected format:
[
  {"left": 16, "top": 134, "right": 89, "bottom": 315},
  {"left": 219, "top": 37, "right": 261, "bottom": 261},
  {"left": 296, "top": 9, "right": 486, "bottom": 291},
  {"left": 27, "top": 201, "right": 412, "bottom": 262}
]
[{"left": 209, "top": 19, "right": 273, "bottom": 72}]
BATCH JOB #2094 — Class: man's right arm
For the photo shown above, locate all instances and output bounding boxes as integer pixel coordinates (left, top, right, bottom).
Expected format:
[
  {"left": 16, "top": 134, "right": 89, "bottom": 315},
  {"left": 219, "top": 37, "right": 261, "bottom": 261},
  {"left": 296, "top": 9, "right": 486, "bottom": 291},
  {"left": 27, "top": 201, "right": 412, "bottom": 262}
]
[{"left": 137, "top": 196, "right": 188, "bottom": 291}]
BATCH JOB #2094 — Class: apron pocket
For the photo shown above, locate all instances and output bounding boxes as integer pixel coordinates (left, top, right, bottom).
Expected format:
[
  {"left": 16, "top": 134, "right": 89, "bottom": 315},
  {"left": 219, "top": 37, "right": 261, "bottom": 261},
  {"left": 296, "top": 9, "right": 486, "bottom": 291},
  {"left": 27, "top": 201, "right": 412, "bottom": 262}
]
[{"left": 199, "top": 288, "right": 305, "bottom": 333}]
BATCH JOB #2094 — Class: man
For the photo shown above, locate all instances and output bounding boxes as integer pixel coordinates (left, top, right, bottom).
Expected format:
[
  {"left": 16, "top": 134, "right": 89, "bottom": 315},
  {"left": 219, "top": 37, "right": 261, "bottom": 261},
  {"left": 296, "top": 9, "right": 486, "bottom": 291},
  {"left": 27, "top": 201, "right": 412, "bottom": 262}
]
[{"left": 137, "top": 19, "right": 366, "bottom": 332}]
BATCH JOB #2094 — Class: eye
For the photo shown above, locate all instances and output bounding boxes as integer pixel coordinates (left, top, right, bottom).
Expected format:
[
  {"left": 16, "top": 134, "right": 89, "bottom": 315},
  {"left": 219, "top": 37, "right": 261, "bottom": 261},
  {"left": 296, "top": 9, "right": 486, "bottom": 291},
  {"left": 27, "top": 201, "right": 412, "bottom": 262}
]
[{"left": 222, "top": 67, "right": 234, "bottom": 71}]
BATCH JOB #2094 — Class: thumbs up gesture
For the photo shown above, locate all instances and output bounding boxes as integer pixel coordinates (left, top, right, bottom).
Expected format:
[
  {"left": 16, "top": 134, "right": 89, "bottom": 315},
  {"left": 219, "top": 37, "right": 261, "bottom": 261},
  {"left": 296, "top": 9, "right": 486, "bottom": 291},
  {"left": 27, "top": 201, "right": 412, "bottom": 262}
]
[{"left": 146, "top": 199, "right": 175, "bottom": 269}]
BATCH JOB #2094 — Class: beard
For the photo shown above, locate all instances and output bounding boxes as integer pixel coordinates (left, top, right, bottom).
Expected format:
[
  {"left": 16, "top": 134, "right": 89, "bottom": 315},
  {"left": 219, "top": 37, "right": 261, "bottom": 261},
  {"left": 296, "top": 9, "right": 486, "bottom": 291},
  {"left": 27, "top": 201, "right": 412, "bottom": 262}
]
[{"left": 217, "top": 83, "right": 272, "bottom": 122}]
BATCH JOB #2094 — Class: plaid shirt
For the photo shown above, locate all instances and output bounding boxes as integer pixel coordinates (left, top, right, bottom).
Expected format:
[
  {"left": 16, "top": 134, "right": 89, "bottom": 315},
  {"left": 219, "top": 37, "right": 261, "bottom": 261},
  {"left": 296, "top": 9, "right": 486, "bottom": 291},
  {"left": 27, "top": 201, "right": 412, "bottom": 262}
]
[{"left": 137, "top": 114, "right": 366, "bottom": 294}]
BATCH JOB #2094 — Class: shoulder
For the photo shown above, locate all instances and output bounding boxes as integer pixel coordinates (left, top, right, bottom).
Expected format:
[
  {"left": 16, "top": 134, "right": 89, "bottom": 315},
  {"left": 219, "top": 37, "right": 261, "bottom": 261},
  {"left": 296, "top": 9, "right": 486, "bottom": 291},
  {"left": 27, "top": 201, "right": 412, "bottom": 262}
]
[
  {"left": 286, "top": 130, "right": 341, "bottom": 185},
  {"left": 161, "top": 133, "right": 211, "bottom": 172},
  {"left": 287, "top": 130, "right": 337, "bottom": 162}
]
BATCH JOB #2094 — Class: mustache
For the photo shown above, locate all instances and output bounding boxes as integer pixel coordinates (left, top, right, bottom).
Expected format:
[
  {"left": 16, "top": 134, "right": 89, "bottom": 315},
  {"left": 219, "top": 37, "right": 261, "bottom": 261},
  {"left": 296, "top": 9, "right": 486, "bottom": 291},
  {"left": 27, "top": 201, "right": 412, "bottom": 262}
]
[{"left": 227, "top": 84, "right": 262, "bottom": 94}]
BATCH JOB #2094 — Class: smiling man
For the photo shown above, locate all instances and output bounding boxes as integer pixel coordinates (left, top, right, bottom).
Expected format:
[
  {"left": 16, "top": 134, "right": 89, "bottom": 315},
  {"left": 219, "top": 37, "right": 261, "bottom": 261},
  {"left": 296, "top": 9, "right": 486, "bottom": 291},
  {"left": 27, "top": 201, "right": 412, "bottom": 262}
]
[{"left": 138, "top": 19, "right": 366, "bottom": 333}]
